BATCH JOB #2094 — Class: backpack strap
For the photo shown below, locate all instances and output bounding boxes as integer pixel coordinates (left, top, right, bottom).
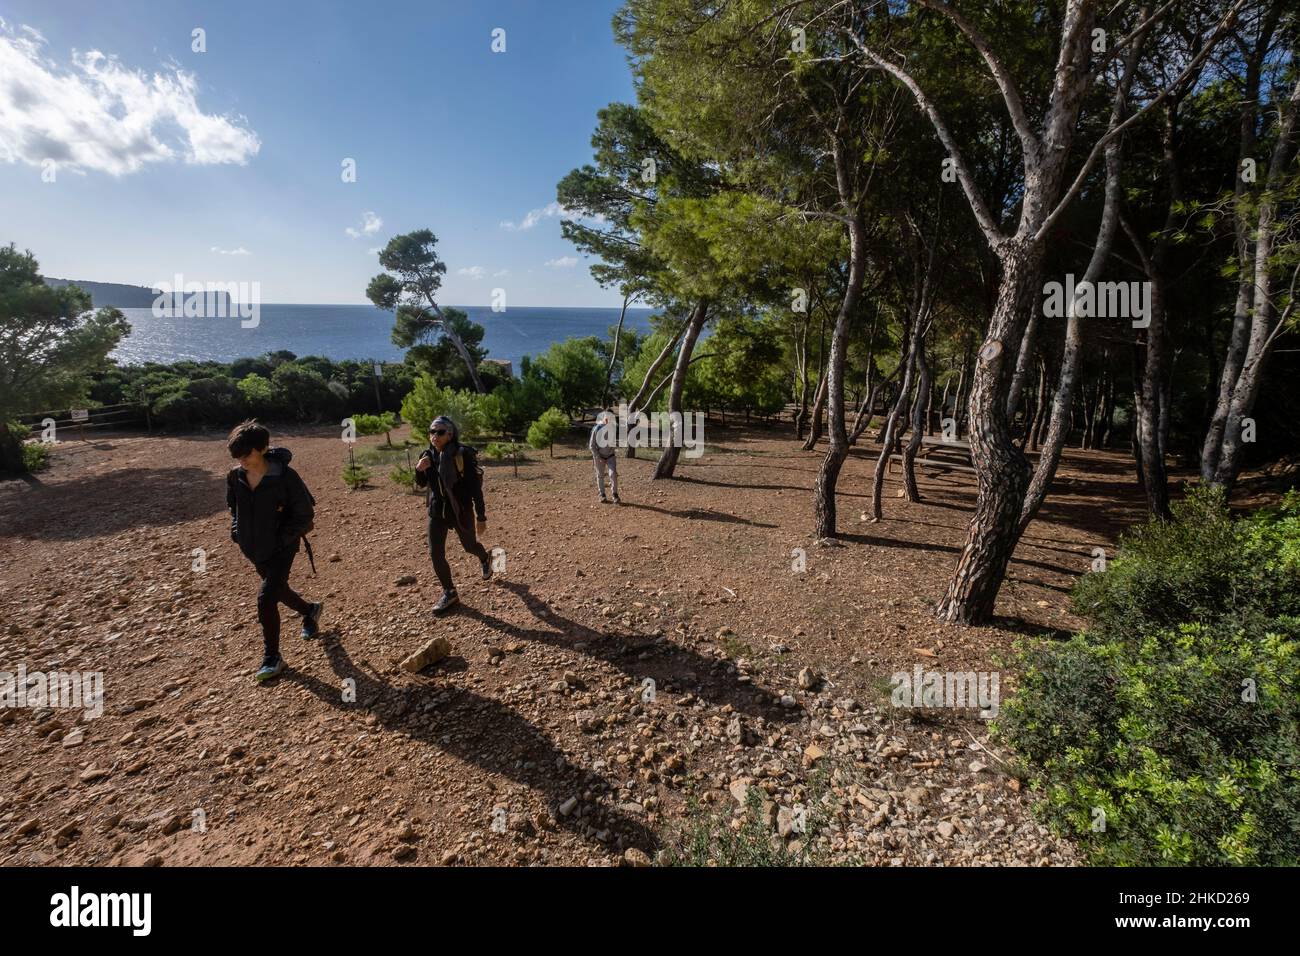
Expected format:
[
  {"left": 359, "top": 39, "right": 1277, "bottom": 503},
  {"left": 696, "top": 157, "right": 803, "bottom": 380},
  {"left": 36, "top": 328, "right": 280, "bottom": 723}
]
[{"left": 454, "top": 450, "right": 464, "bottom": 476}]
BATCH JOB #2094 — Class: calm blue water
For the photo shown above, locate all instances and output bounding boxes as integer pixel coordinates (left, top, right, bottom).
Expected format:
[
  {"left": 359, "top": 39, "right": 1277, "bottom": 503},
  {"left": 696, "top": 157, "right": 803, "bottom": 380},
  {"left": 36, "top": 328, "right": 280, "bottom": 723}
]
[{"left": 110, "top": 304, "right": 657, "bottom": 370}]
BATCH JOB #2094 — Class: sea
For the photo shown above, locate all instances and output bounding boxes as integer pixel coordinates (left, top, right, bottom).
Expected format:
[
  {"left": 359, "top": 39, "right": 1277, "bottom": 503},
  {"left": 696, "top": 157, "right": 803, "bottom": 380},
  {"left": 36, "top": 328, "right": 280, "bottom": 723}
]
[{"left": 108, "top": 304, "right": 657, "bottom": 371}]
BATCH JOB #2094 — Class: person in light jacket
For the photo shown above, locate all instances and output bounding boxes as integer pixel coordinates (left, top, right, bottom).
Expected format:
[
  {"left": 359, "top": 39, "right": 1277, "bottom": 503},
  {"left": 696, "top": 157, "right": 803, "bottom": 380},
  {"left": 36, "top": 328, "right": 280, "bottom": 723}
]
[{"left": 589, "top": 409, "right": 621, "bottom": 504}]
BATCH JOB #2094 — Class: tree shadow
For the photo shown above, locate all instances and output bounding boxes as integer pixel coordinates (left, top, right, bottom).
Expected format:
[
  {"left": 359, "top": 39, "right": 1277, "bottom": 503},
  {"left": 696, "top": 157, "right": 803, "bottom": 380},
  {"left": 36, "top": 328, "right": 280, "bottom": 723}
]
[
  {"left": 838, "top": 528, "right": 1077, "bottom": 578},
  {"left": 284, "top": 631, "right": 657, "bottom": 858},
  {"left": 618, "top": 500, "right": 778, "bottom": 528},
  {"left": 460, "top": 580, "right": 797, "bottom": 724},
  {"left": 836, "top": 530, "right": 960, "bottom": 555},
  {"left": 0, "top": 466, "right": 227, "bottom": 541},
  {"left": 674, "top": 475, "right": 808, "bottom": 494},
  {"left": 989, "top": 616, "right": 1076, "bottom": 642}
]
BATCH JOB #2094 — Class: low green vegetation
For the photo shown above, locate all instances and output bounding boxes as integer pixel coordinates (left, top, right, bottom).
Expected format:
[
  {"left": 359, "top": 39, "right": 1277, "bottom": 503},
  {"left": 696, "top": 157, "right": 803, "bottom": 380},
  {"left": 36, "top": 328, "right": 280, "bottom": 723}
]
[
  {"left": 661, "top": 771, "right": 841, "bottom": 867},
  {"left": 998, "top": 487, "right": 1300, "bottom": 866},
  {"left": 341, "top": 456, "right": 372, "bottom": 491}
]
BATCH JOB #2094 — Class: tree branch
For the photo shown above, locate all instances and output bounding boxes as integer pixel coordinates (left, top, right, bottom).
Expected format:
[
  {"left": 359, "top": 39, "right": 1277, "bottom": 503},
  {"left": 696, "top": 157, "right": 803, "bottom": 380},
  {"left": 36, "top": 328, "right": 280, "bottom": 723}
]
[{"left": 915, "top": 0, "right": 1039, "bottom": 165}]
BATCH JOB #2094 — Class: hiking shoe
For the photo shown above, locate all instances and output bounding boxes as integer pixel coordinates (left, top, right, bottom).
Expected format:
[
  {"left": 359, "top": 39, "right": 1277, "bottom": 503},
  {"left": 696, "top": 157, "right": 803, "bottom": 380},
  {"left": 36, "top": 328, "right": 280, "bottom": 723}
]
[
  {"left": 255, "top": 656, "right": 285, "bottom": 683},
  {"left": 599, "top": 496, "right": 610, "bottom": 504},
  {"left": 612, "top": 494, "right": 622, "bottom": 504},
  {"left": 301, "top": 601, "right": 325, "bottom": 640},
  {"left": 480, "top": 557, "right": 493, "bottom": 581},
  {"left": 433, "top": 591, "right": 459, "bottom": 615}
]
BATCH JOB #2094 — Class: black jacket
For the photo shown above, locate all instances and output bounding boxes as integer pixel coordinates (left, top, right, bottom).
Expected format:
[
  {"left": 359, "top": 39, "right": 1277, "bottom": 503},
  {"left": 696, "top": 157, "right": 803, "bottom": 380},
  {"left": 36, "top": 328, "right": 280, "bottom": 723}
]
[
  {"left": 415, "top": 442, "right": 485, "bottom": 528},
  {"left": 226, "top": 447, "right": 315, "bottom": 564}
]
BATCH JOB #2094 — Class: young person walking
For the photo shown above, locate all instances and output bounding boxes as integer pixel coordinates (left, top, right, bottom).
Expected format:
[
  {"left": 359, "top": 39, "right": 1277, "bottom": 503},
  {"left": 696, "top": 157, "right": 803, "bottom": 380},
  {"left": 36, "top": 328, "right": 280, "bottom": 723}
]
[
  {"left": 225, "top": 420, "right": 323, "bottom": 683},
  {"left": 415, "top": 416, "right": 492, "bottom": 614},
  {"left": 589, "top": 409, "right": 621, "bottom": 504}
]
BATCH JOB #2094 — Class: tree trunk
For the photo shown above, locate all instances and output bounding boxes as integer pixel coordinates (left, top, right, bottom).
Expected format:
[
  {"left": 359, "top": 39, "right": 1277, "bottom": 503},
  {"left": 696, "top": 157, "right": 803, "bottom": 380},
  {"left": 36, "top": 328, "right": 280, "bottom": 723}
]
[
  {"left": 625, "top": 321, "right": 685, "bottom": 459},
  {"left": 793, "top": 313, "right": 811, "bottom": 439},
  {"left": 1018, "top": 30, "right": 1136, "bottom": 531},
  {"left": 1202, "top": 69, "right": 1300, "bottom": 487},
  {"left": 953, "top": 341, "right": 973, "bottom": 439},
  {"left": 429, "top": 302, "right": 486, "bottom": 393},
  {"left": 1025, "top": 359, "right": 1046, "bottom": 451},
  {"left": 602, "top": 291, "right": 632, "bottom": 409},
  {"left": 870, "top": 322, "right": 919, "bottom": 520},
  {"left": 923, "top": 350, "right": 935, "bottom": 436},
  {"left": 902, "top": 344, "right": 931, "bottom": 502},
  {"left": 800, "top": 370, "right": 828, "bottom": 451},
  {"left": 850, "top": 363, "right": 893, "bottom": 446},
  {"left": 847, "top": 302, "right": 883, "bottom": 444},
  {"left": 652, "top": 301, "right": 708, "bottom": 480},
  {"left": 936, "top": 245, "right": 1040, "bottom": 624},
  {"left": 812, "top": 211, "right": 869, "bottom": 538}
]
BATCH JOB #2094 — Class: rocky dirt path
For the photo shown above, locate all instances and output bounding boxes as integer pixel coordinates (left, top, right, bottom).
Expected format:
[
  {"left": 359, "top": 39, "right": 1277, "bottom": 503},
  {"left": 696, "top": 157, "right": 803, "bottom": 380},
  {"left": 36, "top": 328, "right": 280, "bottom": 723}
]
[{"left": 1, "top": 423, "right": 1143, "bottom": 865}]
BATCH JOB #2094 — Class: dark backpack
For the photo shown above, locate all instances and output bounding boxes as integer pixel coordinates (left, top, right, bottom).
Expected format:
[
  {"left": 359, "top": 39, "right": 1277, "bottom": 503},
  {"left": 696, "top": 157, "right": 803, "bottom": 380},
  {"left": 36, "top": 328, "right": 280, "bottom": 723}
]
[{"left": 284, "top": 468, "right": 318, "bottom": 573}]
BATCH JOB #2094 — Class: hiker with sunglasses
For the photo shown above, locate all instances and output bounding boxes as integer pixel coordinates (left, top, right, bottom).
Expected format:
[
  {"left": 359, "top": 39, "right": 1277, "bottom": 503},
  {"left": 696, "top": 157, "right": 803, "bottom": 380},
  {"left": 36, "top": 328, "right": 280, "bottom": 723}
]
[{"left": 415, "top": 416, "right": 492, "bottom": 614}]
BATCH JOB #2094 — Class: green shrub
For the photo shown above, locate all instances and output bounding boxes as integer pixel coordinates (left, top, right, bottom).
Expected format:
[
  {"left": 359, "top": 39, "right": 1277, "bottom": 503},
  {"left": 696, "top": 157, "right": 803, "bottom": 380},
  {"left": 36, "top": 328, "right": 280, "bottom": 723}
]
[
  {"left": 352, "top": 411, "right": 398, "bottom": 446},
  {"left": 998, "top": 486, "right": 1300, "bottom": 866},
  {"left": 237, "top": 373, "right": 276, "bottom": 417},
  {"left": 531, "top": 337, "right": 605, "bottom": 415},
  {"left": 342, "top": 459, "right": 371, "bottom": 490},
  {"left": 400, "top": 374, "right": 489, "bottom": 440},
  {"left": 661, "top": 775, "right": 840, "bottom": 867},
  {"left": 2, "top": 419, "right": 31, "bottom": 460},
  {"left": 21, "top": 439, "right": 50, "bottom": 473},
  {"left": 483, "top": 441, "right": 523, "bottom": 461},
  {"left": 526, "top": 407, "right": 570, "bottom": 457},
  {"left": 149, "top": 376, "right": 246, "bottom": 428},
  {"left": 389, "top": 464, "right": 417, "bottom": 491},
  {"left": 272, "top": 363, "right": 338, "bottom": 421},
  {"left": 1071, "top": 486, "right": 1299, "bottom": 644},
  {"left": 492, "top": 375, "right": 556, "bottom": 433}
]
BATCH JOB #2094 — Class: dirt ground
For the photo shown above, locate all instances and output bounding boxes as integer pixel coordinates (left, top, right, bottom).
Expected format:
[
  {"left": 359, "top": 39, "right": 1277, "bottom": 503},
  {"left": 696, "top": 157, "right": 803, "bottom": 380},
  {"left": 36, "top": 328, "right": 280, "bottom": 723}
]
[{"left": 0, "top": 420, "right": 1167, "bottom": 866}]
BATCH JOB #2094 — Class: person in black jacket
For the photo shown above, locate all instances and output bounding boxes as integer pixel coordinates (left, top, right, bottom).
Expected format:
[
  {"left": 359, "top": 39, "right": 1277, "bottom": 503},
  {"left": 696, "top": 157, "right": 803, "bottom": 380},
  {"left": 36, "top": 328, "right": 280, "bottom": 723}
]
[
  {"left": 414, "top": 415, "right": 492, "bottom": 614},
  {"left": 225, "top": 420, "right": 323, "bottom": 682}
]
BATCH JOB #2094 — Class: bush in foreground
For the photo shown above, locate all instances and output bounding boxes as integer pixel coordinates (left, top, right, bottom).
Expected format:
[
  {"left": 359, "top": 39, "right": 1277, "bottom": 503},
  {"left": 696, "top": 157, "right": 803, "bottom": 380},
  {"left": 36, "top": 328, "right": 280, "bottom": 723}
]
[{"left": 998, "top": 488, "right": 1300, "bottom": 865}]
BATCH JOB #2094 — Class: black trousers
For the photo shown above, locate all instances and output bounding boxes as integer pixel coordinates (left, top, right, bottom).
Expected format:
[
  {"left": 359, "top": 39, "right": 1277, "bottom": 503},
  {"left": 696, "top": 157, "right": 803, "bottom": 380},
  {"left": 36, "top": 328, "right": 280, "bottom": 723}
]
[
  {"left": 253, "top": 548, "right": 311, "bottom": 659},
  {"left": 427, "top": 511, "right": 489, "bottom": 592}
]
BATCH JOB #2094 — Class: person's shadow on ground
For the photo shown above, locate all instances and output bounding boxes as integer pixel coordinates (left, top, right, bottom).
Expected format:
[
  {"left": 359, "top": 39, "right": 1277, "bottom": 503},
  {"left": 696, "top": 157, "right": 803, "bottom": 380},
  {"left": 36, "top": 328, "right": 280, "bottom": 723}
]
[
  {"left": 285, "top": 631, "right": 657, "bottom": 860},
  {"left": 459, "top": 580, "right": 799, "bottom": 727}
]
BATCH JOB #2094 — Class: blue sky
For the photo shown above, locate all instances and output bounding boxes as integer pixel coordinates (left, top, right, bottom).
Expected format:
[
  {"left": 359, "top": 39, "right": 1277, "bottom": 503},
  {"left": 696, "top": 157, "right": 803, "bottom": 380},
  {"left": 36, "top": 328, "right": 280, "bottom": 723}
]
[{"left": 0, "top": 0, "right": 637, "bottom": 306}]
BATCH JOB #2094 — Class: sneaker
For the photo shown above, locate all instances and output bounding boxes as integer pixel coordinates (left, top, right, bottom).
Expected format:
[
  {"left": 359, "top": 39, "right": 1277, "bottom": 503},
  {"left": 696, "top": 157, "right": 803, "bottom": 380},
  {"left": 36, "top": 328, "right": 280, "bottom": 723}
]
[
  {"left": 255, "top": 656, "right": 285, "bottom": 683},
  {"left": 301, "top": 601, "right": 325, "bottom": 640},
  {"left": 599, "top": 495, "right": 610, "bottom": 504},
  {"left": 612, "top": 494, "right": 622, "bottom": 504},
  {"left": 433, "top": 590, "right": 459, "bottom": 615},
  {"left": 480, "top": 557, "right": 493, "bottom": 581}
]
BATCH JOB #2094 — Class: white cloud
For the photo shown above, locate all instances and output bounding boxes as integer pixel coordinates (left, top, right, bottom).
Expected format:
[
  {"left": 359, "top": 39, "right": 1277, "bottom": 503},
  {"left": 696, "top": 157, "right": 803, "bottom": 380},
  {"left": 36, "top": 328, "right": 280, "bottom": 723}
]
[
  {"left": 501, "top": 201, "right": 570, "bottom": 232},
  {"left": 493, "top": 268, "right": 509, "bottom": 277},
  {"left": 545, "top": 256, "right": 578, "bottom": 269},
  {"left": 211, "top": 245, "right": 250, "bottom": 255},
  {"left": 0, "top": 22, "right": 260, "bottom": 176},
  {"left": 457, "top": 265, "right": 487, "bottom": 280},
  {"left": 345, "top": 210, "right": 382, "bottom": 238}
]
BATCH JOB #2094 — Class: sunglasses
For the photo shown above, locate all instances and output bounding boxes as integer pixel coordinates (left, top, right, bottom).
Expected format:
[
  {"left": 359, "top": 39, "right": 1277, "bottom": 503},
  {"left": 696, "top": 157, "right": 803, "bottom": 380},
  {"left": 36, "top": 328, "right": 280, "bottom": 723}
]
[{"left": 429, "top": 428, "right": 448, "bottom": 436}]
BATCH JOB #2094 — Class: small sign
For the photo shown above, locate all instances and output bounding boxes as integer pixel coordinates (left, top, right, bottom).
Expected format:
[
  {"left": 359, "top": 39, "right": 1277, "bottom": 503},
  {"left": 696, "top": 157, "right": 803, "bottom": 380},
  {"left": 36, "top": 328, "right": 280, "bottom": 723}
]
[
  {"left": 71, "top": 409, "right": 89, "bottom": 422},
  {"left": 373, "top": 363, "right": 383, "bottom": 377}
]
